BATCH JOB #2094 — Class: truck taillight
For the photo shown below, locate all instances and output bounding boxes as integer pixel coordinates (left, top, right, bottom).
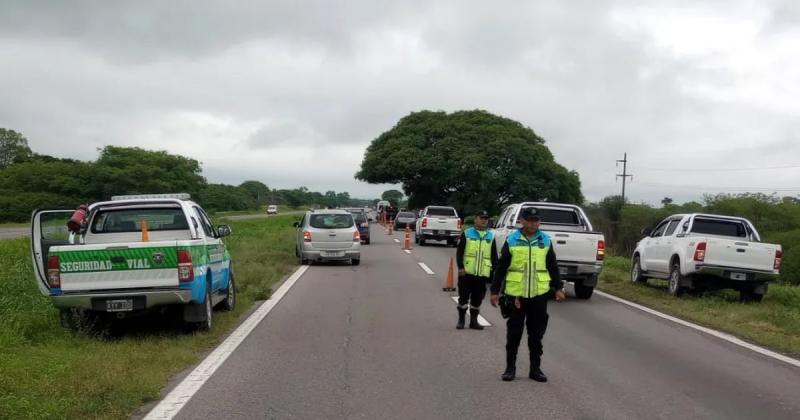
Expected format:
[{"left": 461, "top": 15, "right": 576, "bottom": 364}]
[
  {"left": 177, "top": 250, "right": 194, "bottom": 282},
  {"left": 303, "top": 231, "right": 312, "bottom": 242},
  {"left": 693, "top": 242, "right": 707, "bottom": 262},
  {"left": 457, "top": 218, "right": 462, "bottom": 229},
  {"left": 775, "top": 249, "right": 783, "bottom": 270},
  {"left": 421, "top": 218, "right": 428, "bottom": 228},
  {"left": 353, "top": 231, "right": 361, "bottom": 242},
  {"left": 596, "top": 240, "right": 605, "bottom": 261},
  {"left": 47, "top": 255, "right": 61, "bottom": 288}
]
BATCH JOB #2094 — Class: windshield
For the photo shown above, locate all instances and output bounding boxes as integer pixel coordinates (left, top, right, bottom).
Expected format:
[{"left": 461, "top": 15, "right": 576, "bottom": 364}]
[
  {"left": 691, "top": 218, "right": 747, "bottom": 238},
  {"left": 426, "top": 207, "right": 457, "bottom": 217},
  {"left": 397, "top": 212, "right": 415, "bottom": 218},
  {"left": 310, "top": 214, "right": 354, "bottom": 229},
  {"left": 91, "top": 208, "right": 189, "bottom": 233},
  {"left": 518, "top": 207, "right": 580, "bottom": 225},
  {"left": 354, "top": 214, "right": 367, "bottom": 224}
]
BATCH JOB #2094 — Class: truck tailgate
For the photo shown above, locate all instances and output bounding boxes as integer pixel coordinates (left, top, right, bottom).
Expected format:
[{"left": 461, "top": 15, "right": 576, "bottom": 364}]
[
  {"left": 703, "top": 238, "right": 778, "bottom": 272},
  {"left": 427, "top": 217, "right": 458, "bottom": 231},
  {"left": 546, "top": 231, "right": 601, "bottom": 263},
  {"left": 53, "top": 241, "right": 180, "bottom": 292}
]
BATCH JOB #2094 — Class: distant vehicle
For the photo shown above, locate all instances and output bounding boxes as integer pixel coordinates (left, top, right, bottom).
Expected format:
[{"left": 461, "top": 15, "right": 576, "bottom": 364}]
[
  {"left": 632, "top": 213, "right": 782, "bottom": 302},
  {"left": 354, "top": 213, "right": 370, "bottom": 244},
  {"left": 266, "top": 205, "right": 278, "bottom": 215},
  {"left": 376, "top": 200, "right": 390, "bottom": 214},
  {"left": 492, "top": 202, "right": 605, "bottom": 300},
  {"left": 31, "top": 194, "right": 235, "bottom": 331},
  {"left": 394, "top": 211, "right": 417, "bottom": 230},
  {"left": 342, "top": 207, "right": 366, "bottom": 215},
  {"left": 295, "top": 210, "right": 361, "bottom": 265},
  {"left": 415, "top": 206, "right": 462, "bottom": 247}
]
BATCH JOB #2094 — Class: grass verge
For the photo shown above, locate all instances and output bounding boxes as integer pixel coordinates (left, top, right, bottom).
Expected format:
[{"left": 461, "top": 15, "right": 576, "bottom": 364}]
[
  {"left": 0, "top": 215, "right": 297, "bottom": 420},
  {"left": 598, "top": 256, "right": 800, "bottom": 357}
]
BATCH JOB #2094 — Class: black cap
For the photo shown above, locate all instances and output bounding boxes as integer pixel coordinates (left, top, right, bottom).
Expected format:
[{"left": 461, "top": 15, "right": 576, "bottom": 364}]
[
  {"left": 475, "top": 210, "right": 490, "bottom": 218},
  {"left": 519, "top": 207, "right": 541, "bottom": 221}
]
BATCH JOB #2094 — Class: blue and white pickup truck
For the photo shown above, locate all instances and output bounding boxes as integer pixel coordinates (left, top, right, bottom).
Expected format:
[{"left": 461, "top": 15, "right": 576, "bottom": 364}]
[{"left": 31, "top": 194, "right": 235, "bottom": 330}]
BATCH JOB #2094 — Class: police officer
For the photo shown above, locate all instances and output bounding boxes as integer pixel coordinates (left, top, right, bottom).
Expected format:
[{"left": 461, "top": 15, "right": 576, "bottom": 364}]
[
  {"left": 455, "top": 210, "right": 497, "bottom": 330},
  {"left": 490, "top": 207, "right": 565, "bottom": 382}
]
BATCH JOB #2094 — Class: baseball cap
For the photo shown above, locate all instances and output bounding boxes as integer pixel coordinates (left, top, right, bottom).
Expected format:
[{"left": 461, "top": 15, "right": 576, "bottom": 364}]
[
  {"left": 475, "top": 210, "right": 490, "bottom": 218},
  {"left": 519, "top": 207, "right": 541, "bottom": 221}
]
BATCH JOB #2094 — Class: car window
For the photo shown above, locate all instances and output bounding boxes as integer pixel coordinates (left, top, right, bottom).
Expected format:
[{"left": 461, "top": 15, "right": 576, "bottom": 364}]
[
  {"left": 425, "top": 207, "right": 457, "bottom": 217},
  {"left": 517, "top": 207, "right": 579, "bottom": 225},
  {"left": 91, "top": 207, "right": 189, "bottom": 233},
  {"left": 310, "top": 214, "right": 354, "bottom": 229},
  {"left": 193, "top": 206, "right": 217, "bottom": 237},
  {"left": 691, "top": 218, "right": 747, "bottom": 238},
  {"left": 651, "top": 220, "right": 670, "bottom": 237},
  {"left": 397, "top": 212, "right": 414, "bottom": 218},
  {"left": 664, "top": 220, "right": 680, "bottom": 236},
  {"left": 354, "top": 214, "right": 367, "bottom": 224}
]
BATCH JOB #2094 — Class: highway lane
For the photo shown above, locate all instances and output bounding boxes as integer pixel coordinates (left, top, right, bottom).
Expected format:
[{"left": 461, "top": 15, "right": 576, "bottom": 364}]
[{"left": 167, "top": 225, "right": 800, "bottom": 419}]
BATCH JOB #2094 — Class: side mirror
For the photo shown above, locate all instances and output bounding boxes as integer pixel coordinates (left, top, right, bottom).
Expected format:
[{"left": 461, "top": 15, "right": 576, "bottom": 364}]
[
  {"left": 293, "top": 221, "right": 300, "bottom": 228},
  {"left": 641, "top": 227, "right": 652, "bottom": 237},
  {"left": 217, "top": 225, "right": 232, "bottom": 237}
]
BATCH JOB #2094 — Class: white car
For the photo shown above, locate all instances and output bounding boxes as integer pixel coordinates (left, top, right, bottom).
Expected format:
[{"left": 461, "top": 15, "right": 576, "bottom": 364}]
[
  {"left": 295, "top": 210, "right": 361, "bottom": 265},
  {"left": 492, "top": 202, "right": 605, "bottom": 299},
  {"left": 266, "top": 205, "right": 278, "bottom": 215},
  {"left": 632, "top": 213, "right": 781, "bottom": 301}
]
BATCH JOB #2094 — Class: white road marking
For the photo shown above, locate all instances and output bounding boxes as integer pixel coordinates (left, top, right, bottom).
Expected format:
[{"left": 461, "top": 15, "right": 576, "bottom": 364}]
[
  {"left": 594, "top": 290, "right": 800, "bottom": 369},
  {"left": 144, "top": 265, "right": 310, "bottom": 419},
  {"left": 404, "top": 250, "right": 411, "bottom": 254},
  {"left": 450, "top": 296, "right": 492, "bottom": 327},
  {"left": 393, "top": 238, "right": 400, "bottom": 243},
  {"left": 418, "top": 262, "right": 435, "bottom": 275}
]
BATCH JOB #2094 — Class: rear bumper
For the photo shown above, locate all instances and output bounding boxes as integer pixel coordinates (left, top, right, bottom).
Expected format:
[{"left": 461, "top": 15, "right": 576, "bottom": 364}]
[
  {"left": 558, "top": 261, "right": 604, "bottom": 279},
  {"left": 420, "top": 230, "right": 460, "bottom": 241},
  {"left": 302, "top": 243, "right": 361, "bottom": 261},
  {"left": 693, "top": 264, "right": 778, "bottom": 282},
  {"left": 51, "top": 288, "right": 194, "bottom": 310}
]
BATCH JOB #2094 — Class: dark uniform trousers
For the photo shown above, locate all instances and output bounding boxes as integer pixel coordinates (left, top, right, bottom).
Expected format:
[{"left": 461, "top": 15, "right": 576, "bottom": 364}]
[
  {"left": 457, "top": 274, "right": 489, "bottom": 309},
  {"left": 506, "top": 294, "right": 549, "bottom": 368}
]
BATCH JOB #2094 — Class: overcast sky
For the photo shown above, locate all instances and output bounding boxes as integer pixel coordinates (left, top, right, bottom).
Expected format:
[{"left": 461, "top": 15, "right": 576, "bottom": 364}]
[{"left": 1, "top": 0, "right": 798, "bottom": 204}]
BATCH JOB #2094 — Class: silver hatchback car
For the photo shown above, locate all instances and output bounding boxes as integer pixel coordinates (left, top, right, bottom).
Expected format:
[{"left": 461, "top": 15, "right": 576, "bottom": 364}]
[{"left": 295, "top": 210, "right": 361, "bottom": 265}]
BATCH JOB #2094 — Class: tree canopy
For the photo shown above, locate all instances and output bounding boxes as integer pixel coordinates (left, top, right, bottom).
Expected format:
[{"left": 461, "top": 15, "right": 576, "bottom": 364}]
[
  {"left": 356, "top": 110, "right": 583, "bottom": 215},
  {"left": 381, "top": 189, "right": 403, "bottom": 206}
]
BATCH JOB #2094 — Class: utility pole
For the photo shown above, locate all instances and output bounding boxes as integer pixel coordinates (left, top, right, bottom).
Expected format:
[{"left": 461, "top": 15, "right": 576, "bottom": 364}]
[{"left": 616, "top": 153, "right": 633, "bottom": 203}]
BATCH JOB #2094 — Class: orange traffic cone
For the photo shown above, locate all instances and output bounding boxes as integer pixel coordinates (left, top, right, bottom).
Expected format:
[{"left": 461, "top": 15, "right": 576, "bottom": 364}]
[
  {"left": 141, "top": 220, "right": 149, "bottom": 242},
  {"left": 403, "top": 225, "right": 412, "bottom": 250},
  {"left": 443, "top": 257, "right": 456, "bottom": 291},
  {"left": 388, "top": 220, "right": 393, "bottom": 235}
]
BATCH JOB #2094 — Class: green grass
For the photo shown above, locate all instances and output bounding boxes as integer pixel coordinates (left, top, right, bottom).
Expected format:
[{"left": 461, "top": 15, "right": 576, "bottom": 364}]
[
  {"left": 598, "top": 255, "right": 800, "bottom": 357},
  {"left": 0, "top": 215, "right": 298, "bottom": 420}
]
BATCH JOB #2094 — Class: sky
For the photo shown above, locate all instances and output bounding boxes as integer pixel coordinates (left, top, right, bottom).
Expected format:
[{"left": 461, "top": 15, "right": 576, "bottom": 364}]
[{"left": 0, "top": 0, "right": 798, "bottom": 205}]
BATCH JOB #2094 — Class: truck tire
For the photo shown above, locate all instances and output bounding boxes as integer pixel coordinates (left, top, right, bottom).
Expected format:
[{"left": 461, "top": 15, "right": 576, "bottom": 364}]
[
  {"left": 447, "top": 238, "right": 457, "bottom": 247},
  {"left": 668, "top": 261, "right": 686, "bottom": 297},
  {"left": 197, "top": 286, "right": 213, "bottom": 331},
  {"left": 574, "top": 282, "right": 594, "bottom": 299},
  {"left": 297, "top": 247, "right": 309, "bottom": 265},
  {"left": 740, "top": 284, "right": 765, "bottom": 303},
  {"left": 352, "top": 258, "right": 360, "bottom": 266},
  {"left": 631, "top": 255, "right": 646, "bottom": 283},
  {"left": 220, "top": 272, "right": 236, "bottom": 311},
  {"left": 419, "top": 236, "right": 426, "bottom": 246}
]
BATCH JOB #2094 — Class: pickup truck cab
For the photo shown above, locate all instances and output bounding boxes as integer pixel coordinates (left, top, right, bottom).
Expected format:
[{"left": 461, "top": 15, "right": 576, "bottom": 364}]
[
  {"left": 31, "top": 194, "right": 235, "bottom": 330},
  {"left": 632, "top": 213, "right": 782, "bottom": 302},
  {"left": 492, "top": 202, "right": 605, "bottom": 299},
  {"left": 415, "top": 206, "right": 462, "bottom": 247}
]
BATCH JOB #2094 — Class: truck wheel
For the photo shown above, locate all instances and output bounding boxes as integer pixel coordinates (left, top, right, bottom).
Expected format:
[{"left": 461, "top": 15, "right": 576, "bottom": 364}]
[
  {"left": 631, "top": 255, "right": 646, "bottom": 283},
  {"left": 220, "top": 272, "right": 236, "bottom": 311},
  {"left": 197, "top": 286, "right": 213, "bottom": 331},
  {"left": 364, "top": 238, "right": 370, "bottom": 245},
  {"left": 419, "top": 236, "right": 426, "bottom": 246},
  {"left": 740, "top": 284, "right": 765, "bottom": 303},
  {"left": 447, "top": 239, "right": 456, "bottom": 247},
  {"left": 668, "top": 262, "right": 685, "bottom": 297},
  {"left": 60, "top": 308, "right": 80, "bottom": 330},
  {"left": 352, "top": 258, "right": 360, "bottom": 266},
  {"left": 297, "top": 248, "right": 309, "bottom": 265},
  {"left": 574, "top": 282, "right": 594, "bottom": 299},
  {"left": 414, "top": 234, "right": 420, "bottom": 245}
]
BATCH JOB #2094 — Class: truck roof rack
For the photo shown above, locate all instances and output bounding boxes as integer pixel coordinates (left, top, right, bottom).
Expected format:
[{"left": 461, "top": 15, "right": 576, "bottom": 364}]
[{"left": 110, "top": 193, "right": 191, "bottom": 201}]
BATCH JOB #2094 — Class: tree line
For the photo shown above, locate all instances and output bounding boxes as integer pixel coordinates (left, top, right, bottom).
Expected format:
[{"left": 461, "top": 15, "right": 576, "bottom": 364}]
[{"left": 0, "top": 128, "right": 373, "bottom": 221}]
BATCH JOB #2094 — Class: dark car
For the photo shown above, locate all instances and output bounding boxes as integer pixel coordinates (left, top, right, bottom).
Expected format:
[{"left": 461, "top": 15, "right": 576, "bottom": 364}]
[
  {"left": 354, "top": 213, "right": 370, "bottom": 244},
  {"left": 394, "top": 211, "right": 417, "bottom": 230}
]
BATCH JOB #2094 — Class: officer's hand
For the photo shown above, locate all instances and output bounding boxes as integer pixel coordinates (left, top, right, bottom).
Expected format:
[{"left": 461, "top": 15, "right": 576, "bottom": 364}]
[
  {"left": 458, "top": 268, "right": 466, "bottom": 277},
  {"left": 555, "top": 289, "right": 566, "bottom": 302},
  {"left": 490, "top": 294, "right": 499, "bottom": 307}
]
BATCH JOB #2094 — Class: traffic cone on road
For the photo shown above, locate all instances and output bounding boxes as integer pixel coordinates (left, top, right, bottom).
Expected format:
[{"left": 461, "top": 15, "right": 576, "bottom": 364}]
[
  {"left": 388, "top": 221, "right": 393, "bottom": 235},
  {"left": 443, "top": 257, "right": 456, "bottom": 291},
  {"left": 403, "top": 225, "right": 412, "bottom": 250}
]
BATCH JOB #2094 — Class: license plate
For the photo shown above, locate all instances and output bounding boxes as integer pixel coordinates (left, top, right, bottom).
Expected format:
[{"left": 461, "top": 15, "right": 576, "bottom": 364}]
[
  {"left": 559, "top": 267, "right": 568, "bottom": 275},
  {"left": 437, "top": 230, "right": 445, "bottom": 234},
  {"left": 106, "top": 299, "right": 133, "bottom": 312},
  {"left": 323, "top": 251, "right": 344, "bottom": 257},
  {"left": 730, "top": 272, "right": 747, "bottom": 281}
]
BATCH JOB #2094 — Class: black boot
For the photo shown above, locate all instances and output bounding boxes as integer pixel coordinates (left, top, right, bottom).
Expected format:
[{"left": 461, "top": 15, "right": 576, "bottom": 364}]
[
  {"left": 469, "top": 308, "right": 484, "bottom": 330},
  {"left": 529, "top": 356, "right": 547, "bottom": 382},
  {"left": 501, "top": 353, "right": 516, "bottom": 381},
  {"left": 456, "top": 307, "right": 466, "bottom": 330}
]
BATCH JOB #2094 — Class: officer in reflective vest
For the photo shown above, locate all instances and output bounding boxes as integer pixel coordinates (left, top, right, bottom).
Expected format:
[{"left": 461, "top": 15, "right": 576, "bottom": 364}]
[
  {"left": 491, "top": 207, "right": 565, "bottom": 382},
  {"left": 455, "top": 210, "right": 497, "bottom": 330}
]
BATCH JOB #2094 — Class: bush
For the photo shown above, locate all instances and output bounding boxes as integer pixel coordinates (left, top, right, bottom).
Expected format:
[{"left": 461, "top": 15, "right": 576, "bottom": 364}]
[{"left": 780, "top": 246, "right": 800, "bottom": 285}]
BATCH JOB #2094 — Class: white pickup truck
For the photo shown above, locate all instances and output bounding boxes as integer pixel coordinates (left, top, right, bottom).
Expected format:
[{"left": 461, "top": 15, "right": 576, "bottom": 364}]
[
  {"left": 31, "top": 194, "right": 235, "bottom": 330},
  {"left": 415, "top": 205, "right": 462, "bottom": 247},
  {"left": 492, "top": 202, "right": 605, "bottom": 299},
  {"left": 632, "top": 213, "right": 782, "bottom": 302}
]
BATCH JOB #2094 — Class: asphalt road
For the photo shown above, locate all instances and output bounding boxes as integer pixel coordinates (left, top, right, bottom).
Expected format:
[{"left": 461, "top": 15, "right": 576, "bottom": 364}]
[
  {"left": 0, "top": 227, "right": 29, "bottom": 239},
  {"left": 171, "top": 226, "right": 800, "bottom": 420}
]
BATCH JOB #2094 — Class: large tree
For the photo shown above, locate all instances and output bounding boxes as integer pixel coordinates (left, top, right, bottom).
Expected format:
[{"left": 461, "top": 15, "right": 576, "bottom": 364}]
[
  {"left": 356, "top": 110, "right": 583, "bottom": 215},
  {"left": 381, "top": 189, "right": 403, "bottom": 206},
  {"left": 0, "top": 128, "right": 33, "bottom": 168}
]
